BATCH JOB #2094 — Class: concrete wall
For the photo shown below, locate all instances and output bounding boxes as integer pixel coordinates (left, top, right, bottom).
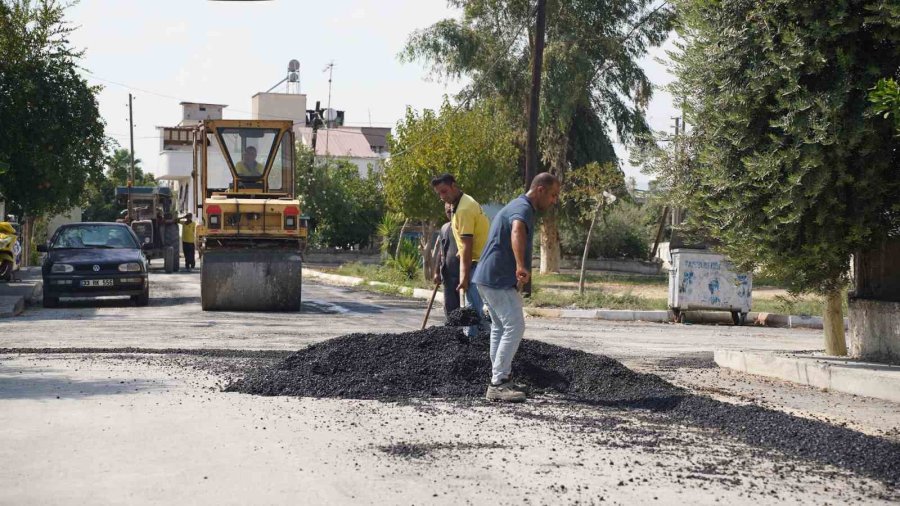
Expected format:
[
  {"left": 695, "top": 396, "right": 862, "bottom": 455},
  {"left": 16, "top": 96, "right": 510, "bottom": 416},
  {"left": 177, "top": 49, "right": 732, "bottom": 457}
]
[
  {"left": 252, "top": 93, "right": 307, "bottom": 122},
  {"left": 849, "top": 299, "right": 900, "bottom": 363},
  {"left": 179, "top": 103, "right": 224, "bottom": 124}
]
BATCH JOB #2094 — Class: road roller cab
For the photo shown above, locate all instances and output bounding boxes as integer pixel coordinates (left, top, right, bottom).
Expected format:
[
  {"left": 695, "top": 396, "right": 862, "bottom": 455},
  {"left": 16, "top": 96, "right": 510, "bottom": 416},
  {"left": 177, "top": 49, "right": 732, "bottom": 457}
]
[{"left": 193, "top": 120, "right": 307, "bottom": 311}]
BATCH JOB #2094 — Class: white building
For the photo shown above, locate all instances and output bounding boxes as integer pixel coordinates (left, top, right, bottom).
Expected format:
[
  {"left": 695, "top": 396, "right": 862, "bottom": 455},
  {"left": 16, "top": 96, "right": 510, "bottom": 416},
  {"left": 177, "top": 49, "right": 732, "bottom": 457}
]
[
  {"left": 155, "top": 102, "right": 227, "bottom": 216},
  {"left": 294, "top": 126, "right": 383, "bottom": 177},
  {"left": 251, "top": 91, "right": 385, "bottom": 178}
]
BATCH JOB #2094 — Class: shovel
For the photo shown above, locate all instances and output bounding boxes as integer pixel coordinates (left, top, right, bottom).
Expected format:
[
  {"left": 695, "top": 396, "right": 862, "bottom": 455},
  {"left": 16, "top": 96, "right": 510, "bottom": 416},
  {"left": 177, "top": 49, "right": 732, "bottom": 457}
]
[{"left": 421, "top": 282, "right": 441, "bottom": 330}]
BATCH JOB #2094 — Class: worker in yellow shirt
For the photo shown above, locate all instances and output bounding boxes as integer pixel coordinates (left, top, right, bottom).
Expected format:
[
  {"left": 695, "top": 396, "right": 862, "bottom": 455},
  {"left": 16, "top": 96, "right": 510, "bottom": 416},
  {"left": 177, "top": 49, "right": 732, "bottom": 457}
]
[
  {"left": 179, "top": 213, "right": 197, "bottom": 271},
  {"left": 431, "top": 173, "right": 490, "bottom": 338},
  {"left": 235, "top": 146, "right": 264, "bottom": 177}
]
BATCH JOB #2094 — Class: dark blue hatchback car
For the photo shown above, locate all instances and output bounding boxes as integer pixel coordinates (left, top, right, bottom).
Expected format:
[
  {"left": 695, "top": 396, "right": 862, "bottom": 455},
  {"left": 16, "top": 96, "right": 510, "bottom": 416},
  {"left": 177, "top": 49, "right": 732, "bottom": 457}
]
[{"left": 38, "top": 223, "right": 150, "bottom": 307}]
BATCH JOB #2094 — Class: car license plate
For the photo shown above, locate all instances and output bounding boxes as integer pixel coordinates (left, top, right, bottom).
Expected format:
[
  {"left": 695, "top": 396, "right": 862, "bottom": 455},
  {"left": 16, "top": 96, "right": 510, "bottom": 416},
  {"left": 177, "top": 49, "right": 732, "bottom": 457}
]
[{"left": 81, "top": 279, "right": 113, "bottom": 287}]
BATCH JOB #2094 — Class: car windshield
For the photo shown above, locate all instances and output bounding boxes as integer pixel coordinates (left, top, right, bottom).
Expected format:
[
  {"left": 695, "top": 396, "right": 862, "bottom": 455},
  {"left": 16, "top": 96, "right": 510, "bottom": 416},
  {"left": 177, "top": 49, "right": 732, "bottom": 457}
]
[{"left": 51, "top": 225, "right": 138, "bottom": 249}]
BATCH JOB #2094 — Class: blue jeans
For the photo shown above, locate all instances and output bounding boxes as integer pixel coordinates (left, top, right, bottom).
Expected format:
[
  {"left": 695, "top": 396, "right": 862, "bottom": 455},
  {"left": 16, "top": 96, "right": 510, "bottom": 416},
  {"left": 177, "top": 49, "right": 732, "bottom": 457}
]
[
  {"left": 475, "top": 284, "right": 525, "bottom": 385},
  {"left": 462, "top": 272, "right": 484, "bottom": 337}
]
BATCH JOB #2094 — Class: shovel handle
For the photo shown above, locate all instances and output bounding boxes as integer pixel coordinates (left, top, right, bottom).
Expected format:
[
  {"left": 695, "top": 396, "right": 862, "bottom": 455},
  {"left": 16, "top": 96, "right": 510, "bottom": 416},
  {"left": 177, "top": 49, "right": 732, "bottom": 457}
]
[{"left": 421, "top": 282, "right": 441, "bottom": 330}]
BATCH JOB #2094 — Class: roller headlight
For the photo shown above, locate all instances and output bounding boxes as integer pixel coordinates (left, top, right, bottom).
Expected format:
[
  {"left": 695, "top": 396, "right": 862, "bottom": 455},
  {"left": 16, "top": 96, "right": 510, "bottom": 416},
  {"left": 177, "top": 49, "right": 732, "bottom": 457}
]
[
  {"left": 51, "top": 263, "right": 74, "bottom": 273},
  {"left": 118, "top": 262, "right": 142, "bottom": 272}
]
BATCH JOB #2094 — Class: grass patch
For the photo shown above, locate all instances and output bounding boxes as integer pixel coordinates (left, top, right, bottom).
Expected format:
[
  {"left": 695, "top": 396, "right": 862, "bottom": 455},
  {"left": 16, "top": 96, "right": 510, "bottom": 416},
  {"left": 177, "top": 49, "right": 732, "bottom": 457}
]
[
  {"left": 751, "top": 294, "right": 845, "bottom": 317},
  {"left": 333, "top": 262, "right": 431, "bottom": 290},
  {"left": 526, "top": 288, "right": 668, "bottom": 311},
  {"left": 533, "top": 271, "right": 667, "bottom": 287},
  {"left": 324, "top": 262, "right": 833, "bottom": 317}
]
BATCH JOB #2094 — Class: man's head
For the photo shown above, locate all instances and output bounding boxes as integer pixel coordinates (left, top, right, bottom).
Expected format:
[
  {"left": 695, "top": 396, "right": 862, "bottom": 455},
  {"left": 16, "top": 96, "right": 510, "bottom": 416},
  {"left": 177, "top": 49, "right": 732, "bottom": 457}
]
[
  {"left": 444, "top": 202, "right": 453, "bottom": 220},
  {"left": 430, "top": 173, "right": 462, "bottom": 205},
  {"left": 242, "top": 146, "right": 258, "bottom": 165},
  {"left": 527, "top": 172, "right": 561, "bottom": 212},
  {"left": 185, "top": 213, "right": 193, "bottom": 221}
]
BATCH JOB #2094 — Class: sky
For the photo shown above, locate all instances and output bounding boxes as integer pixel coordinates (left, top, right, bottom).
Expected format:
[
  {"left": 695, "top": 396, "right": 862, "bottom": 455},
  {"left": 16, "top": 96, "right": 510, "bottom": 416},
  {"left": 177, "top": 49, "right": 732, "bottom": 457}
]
[{"left": 68, "top": 0, "right": 678, "bottom": 189}]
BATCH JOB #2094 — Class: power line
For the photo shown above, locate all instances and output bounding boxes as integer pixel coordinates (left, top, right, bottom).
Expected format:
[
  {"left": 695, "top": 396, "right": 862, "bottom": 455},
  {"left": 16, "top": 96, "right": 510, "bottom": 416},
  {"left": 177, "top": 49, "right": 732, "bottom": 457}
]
[{"left": 83, "top": 70, "right": 405, "bottom": 127}]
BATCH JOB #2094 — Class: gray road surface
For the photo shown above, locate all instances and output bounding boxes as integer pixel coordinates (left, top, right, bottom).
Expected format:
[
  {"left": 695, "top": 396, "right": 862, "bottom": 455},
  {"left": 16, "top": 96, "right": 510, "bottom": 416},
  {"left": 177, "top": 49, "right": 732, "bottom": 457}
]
[{"left": 1, "top": 271, "right": 897, "bottom": 504}]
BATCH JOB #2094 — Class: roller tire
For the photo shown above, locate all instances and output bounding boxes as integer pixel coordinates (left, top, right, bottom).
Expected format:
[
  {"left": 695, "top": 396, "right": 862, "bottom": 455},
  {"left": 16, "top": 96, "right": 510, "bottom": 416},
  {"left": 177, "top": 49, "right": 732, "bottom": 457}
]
[{"left": 163, "top": 247, "right": 175, "bottom": 273}]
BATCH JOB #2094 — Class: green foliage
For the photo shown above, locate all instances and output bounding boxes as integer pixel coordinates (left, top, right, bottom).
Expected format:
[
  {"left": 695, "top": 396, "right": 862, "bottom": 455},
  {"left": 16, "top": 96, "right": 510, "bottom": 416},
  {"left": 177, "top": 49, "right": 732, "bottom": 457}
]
[
  {"left": 662, "top": 0, "right": 900, "bottom": 294},
  {"left": 375, "top": 212, "right": 403, "bottom": 258},
  {"left": 869, "top": 78, "right": 900, "bottom": 133},
  {"left": 565, "top": 162, "right": 627, "bottom": 220},
  {"left": 560, "top": 162, "right": 651, "bottom": 260},
  {"left": 559, "top": 200, "right": 652, "bottom": 259},
  {"left": 402, "top": 0, "right": 675, "bottom": 172},
  {"left": 383, "top": 99, "right": 519, "bottom": 222},
  {"left": 295, "top": 143, "right": 384, "bottom": 249},
  {"left": 386, "top": 238, "right": 422, "bottom": 279},
  {"left": 82, "top": 147, "right": 154, "bottom": 222},
  {"left": 0, "top": 0, "right": 106, "bottom": 218},
  {"left": 106, "top": 148, "right": 154, "bottom": 187}
]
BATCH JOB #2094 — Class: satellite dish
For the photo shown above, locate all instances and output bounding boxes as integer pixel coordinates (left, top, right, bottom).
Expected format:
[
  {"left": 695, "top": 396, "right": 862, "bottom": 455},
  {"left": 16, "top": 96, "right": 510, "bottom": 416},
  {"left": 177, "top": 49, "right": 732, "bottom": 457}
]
[{"left": 288, "top": 59, "right": 300, "bottom": 72}]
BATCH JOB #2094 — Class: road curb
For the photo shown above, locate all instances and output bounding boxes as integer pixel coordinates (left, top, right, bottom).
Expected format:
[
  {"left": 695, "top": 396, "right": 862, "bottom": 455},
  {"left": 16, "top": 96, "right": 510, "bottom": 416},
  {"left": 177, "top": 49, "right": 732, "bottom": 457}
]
[
  {"left": 0, "top": 295, "right": 25, "bottom": 317},
  {"left": 302, "top": 268, "right": 836, "bottom": 329},
  {"left": 714, "top": 349, "right": 900, "bottom": 404},
  {"left": 0, "top": 278, "right": 42, "bottom": 309}
]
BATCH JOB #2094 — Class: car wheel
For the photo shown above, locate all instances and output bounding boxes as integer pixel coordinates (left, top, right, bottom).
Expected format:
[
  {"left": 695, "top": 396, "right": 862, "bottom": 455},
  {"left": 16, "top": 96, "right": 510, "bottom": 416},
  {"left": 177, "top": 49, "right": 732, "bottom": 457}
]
[
  {"left": 132, "top": 287, "right": 150, "bottom": 306},
  {"left": 42, "top": 294, "right": 58, "bottom": 308}
]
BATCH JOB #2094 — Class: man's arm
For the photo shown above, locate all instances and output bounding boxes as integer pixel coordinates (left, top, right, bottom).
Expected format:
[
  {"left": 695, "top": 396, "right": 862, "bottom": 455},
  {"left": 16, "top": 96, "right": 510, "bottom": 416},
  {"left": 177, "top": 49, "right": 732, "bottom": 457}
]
[
  {"left": 457, "top": 236, "right": 474, "bottom": 290},
  {"left": 511, "top": 220, "right": 530, "bottom": 287}
]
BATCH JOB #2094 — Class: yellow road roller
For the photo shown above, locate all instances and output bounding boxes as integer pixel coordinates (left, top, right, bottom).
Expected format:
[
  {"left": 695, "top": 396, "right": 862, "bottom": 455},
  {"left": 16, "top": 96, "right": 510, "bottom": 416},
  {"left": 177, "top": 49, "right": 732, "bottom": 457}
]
[{"left": 192, "top": 119, "right": 307, "bottom": 311}]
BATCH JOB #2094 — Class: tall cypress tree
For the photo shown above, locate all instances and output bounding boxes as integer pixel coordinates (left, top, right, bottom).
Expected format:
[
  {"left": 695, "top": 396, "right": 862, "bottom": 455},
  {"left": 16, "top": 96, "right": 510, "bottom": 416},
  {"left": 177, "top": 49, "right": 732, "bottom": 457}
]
[{"left": 661, "top": 0, "right": 900, "bottom": 354}]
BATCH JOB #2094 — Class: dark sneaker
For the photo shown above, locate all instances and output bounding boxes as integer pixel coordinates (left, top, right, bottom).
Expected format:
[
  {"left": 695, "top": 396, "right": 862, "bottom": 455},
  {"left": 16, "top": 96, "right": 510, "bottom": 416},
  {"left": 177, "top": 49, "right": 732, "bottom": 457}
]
[{"left": 486, "top": 381, "right": 526, "bottom": 403}]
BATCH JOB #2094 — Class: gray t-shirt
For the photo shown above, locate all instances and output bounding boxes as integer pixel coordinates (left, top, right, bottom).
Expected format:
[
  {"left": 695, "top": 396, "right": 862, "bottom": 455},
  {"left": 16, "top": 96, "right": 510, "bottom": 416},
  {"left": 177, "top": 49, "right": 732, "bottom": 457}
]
[
  {"left": 472, "top": 195, "right": 535, "bottom": 289},
  {"left": 439, "top": 222, "right": 460, "bottom": 278}
]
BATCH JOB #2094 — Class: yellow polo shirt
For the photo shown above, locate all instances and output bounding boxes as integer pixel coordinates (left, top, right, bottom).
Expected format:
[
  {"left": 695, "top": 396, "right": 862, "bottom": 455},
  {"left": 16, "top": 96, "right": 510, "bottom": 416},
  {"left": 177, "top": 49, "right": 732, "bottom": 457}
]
[
  {"left": 451, "top": 193, "right": 490, "bottom": 262},
  {"left": 235, "top": 161, "right": 263, "bottom": 176},
  {"left": 181, "top": 221, "right": 196, "bottom": 244}
]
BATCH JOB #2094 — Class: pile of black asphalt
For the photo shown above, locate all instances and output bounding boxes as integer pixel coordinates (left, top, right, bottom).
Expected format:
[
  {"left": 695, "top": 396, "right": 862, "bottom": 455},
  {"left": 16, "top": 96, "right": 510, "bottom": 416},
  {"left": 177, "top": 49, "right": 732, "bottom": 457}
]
[
  {"left": 225, "top": 326, "right": 900, "bottom": 487},
  {"left": 443, "top": 307, "right": 482, "bottom": 327}
]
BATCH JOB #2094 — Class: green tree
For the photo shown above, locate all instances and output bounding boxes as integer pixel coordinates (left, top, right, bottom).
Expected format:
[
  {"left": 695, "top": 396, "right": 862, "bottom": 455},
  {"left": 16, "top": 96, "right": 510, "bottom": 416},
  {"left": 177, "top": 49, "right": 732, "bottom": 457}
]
[
  {"left": 384, "top": 99, "right": 519, "bottom": 279},
  {"left": 565, "top": 162, "right": 626, "bottom": 294},
  {"left": 295, "top": 143, "right": 384, "bottom": 250},
  {"left": 659, "top": 0, "right": 900, "bottom": 355},
  {"left": 106, "top": 148, "right": 154, "bottom": 187},
  {"left": 402, "top": 0, "right": 673, "bottom": 273},
  {"left": 82, "top": 147, "right": 155, "bottom": 222},
  {"left": 0, "top": 0, "right": 106, "bottom": 247}
]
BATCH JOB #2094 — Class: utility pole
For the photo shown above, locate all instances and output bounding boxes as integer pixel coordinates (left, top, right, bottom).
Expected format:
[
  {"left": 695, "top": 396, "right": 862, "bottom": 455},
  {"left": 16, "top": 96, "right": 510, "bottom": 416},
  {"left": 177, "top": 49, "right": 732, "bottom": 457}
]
[
  {"left": 128, "top": 93, "right": 135, "bottom": 220},
  {"left": 523, "top": 0, "right": 546, "bottom": 297},
  {"left": 323, "top": 61, "right": 335, "bottom": 157}
]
